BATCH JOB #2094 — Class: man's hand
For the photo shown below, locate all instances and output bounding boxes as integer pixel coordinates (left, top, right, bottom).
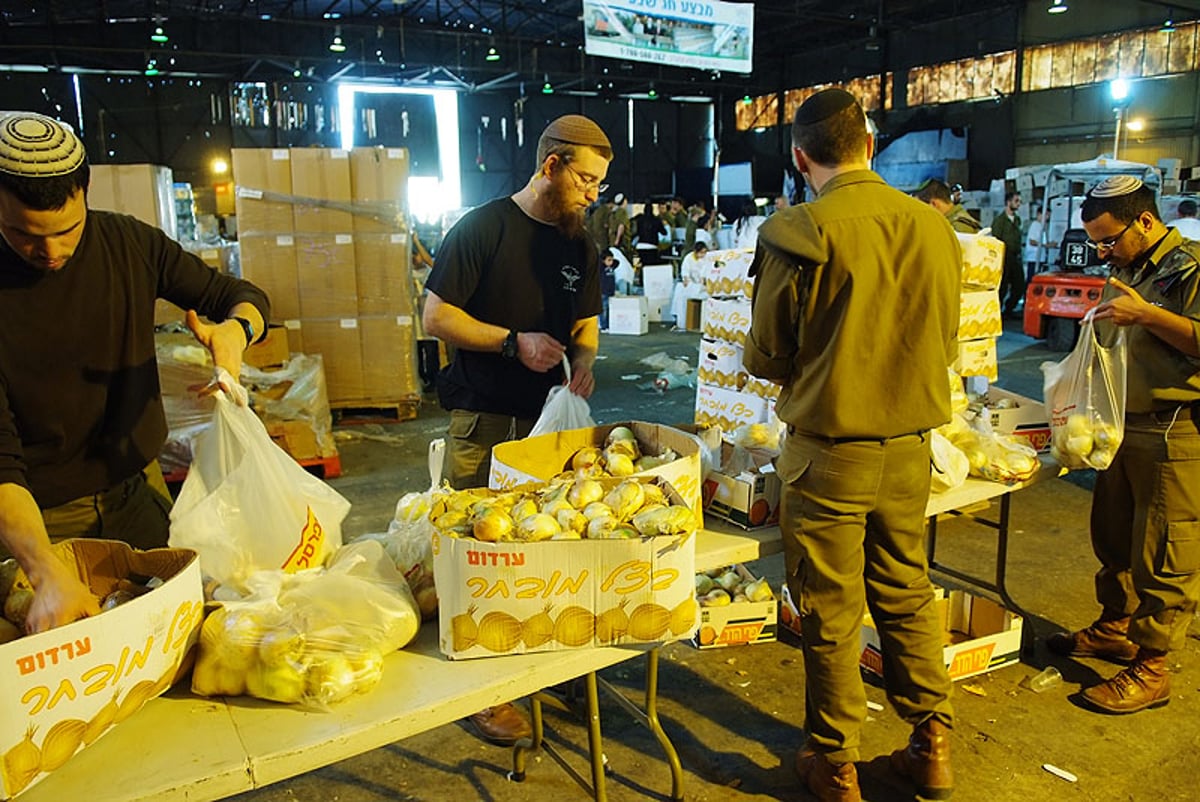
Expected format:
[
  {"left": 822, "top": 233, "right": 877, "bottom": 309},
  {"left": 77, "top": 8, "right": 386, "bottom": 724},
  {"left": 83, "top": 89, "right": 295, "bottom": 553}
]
[
  {"left": 25, "top": 557, "right": 99, "bottom": 634},
  {"left": 568, "top": 359, "right": 596, "bottom": 398},
  {"left": 186, "top": 309, "right": 247, "bottom": 382},
  {"left": 517, "top": 332, "right": 567, "bottom": 372},
  {"left": 1092, "top": 277, "right": 1150, "bottom": 327}
]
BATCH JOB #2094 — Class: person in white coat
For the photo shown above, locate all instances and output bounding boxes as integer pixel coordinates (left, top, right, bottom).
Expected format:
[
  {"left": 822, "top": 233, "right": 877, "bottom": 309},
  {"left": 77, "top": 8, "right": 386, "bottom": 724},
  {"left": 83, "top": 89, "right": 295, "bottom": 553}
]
[{"left": 670, "top": 241, "right": 710, "bottom": 330}]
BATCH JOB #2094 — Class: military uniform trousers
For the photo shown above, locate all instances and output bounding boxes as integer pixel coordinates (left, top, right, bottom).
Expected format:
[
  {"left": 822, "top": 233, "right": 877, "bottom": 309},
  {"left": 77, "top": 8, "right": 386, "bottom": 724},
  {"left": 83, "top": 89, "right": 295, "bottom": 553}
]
[
  {"left": 443, "top": 409, "right": 535, "bottom": 491},
  {"left": 779, "top": 430, "right": 954, "bottom": 764},
  {"left": 1091, "top": 410, "right": 1200, "bottom": 652}
]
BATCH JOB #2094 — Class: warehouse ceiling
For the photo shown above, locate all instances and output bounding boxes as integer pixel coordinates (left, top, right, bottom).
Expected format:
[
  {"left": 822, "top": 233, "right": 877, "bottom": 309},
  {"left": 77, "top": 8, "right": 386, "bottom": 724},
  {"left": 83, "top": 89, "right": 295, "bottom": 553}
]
[{"left": 4, "top": 1, "right": 1030, "bottom": 100}]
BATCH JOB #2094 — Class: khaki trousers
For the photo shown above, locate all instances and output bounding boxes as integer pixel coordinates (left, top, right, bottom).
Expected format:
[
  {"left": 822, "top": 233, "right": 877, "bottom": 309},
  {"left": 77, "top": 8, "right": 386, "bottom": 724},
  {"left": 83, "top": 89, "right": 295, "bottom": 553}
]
[
  {"left": 443, "top": 410, "right": 535, "bottom": 491},
  {"left": 1090, "top": 415, "right": 1200, "bottom": 652},
  {"left": 779, "top": 432, "right": 953, "bottom": 763},
  {"left": 40, "top": 461, "right": 173, "bottom": 551}
]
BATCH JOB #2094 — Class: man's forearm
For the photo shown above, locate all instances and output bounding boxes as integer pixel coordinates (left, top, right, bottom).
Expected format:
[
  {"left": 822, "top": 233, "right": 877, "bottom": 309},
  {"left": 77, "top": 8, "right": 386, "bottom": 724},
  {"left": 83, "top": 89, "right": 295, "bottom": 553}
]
[{"left": 0, "top": 483, "right": 60, "bottom": 585}]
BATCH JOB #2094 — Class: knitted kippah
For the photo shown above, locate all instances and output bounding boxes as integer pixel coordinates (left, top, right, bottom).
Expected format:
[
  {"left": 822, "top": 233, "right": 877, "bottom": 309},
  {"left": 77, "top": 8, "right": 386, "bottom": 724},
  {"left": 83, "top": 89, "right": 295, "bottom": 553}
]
[
  {"left": 541, "top": 115, "right": 611, "bottom": 150},
  {"left": 0, "top": 112, "right": 85, "bottom": 177},
  {"left": 614, "top": 192, "right": 625, "bottom": 204},
  {"left": 1090, "top": 175, "right": 1143, "bottom": 198},
  {"left": 794, "top": 88, "right": 857, "bottom": 125}
]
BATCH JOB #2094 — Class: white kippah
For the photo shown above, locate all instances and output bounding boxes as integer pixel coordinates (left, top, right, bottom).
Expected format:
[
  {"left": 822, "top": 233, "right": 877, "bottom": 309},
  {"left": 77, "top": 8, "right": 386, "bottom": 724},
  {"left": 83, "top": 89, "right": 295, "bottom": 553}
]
[
  {"left": 1090, "top": 175, "right": 1143, "bottom": 198},
  {"left": 0, "top": 112, "right": 86, "bottom": 177}
]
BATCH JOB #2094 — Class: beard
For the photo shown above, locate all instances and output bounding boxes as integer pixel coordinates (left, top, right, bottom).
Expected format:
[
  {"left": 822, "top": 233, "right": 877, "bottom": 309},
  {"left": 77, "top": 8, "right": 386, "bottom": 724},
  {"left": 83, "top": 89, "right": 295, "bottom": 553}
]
[{"left": 544, "top": 179, "right": 587, "bottom": 239}]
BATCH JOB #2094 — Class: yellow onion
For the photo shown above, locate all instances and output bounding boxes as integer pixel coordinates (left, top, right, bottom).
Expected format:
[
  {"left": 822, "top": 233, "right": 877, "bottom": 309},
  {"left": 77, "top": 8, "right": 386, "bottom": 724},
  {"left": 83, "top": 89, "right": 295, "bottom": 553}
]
[
  {"left": 631, "top": 505, "right": 670, "bottom": 535},
  {"left": 476, "top": 610, "right": 524, "bottom": 652},
  {"left": 516, "top": 513, "right": 561, "bottom": 542},
  {"left": 627, "top": 603, "right": 671, "bottom": 640},
  {"left": 603, "top": 480, "right": 645, "bottom": 520},
  {"left": 509, "top": 498, "right": 540, "bottom": 523},
  {"left": 595, "top": 598, "right": 630, "bottom": 643},
  {"left": 567, "top": 478, "right": 605, "bottom": 508},
  {"left": 451, "top": 604, "right": 478, "bottom": 651},
  {"left": 669, "top": 596, "right": 698, "bottom": 636},
  {"left": 522, "top": 604, "right": 555, "bottom": 648},
  {"left": 555, "top": 508, "right": 588, "bottom": 535},
  {"left": 603, "top": 451, "right": 635, "bottom": 477},
  {"left": 245, "top": 660, "right": 306, "bottom": 704},
  {"left": 304, "top": 653, "right": 359, "bottom": 705},
  {"left": 582, "top": 501, "right": 614, "bottom": 520},
  {"left": 554, "top": 606, "right": 596, "bottom": 647},
  {"left": 472, "top": 508, "right": 515, "bottom": 542},
  {"left": 571, "top": 446, "right": 603, "bottom": 471},
  {"left": 586, "top": 515, "right": 616, "bottom": 540}
]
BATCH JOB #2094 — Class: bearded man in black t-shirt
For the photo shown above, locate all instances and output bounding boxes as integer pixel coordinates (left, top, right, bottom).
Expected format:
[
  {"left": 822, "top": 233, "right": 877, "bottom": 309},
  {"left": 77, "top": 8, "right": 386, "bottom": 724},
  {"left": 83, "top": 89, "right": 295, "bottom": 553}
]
[{"left": 422, "top": 114, "right": 611, "bottom": 746}]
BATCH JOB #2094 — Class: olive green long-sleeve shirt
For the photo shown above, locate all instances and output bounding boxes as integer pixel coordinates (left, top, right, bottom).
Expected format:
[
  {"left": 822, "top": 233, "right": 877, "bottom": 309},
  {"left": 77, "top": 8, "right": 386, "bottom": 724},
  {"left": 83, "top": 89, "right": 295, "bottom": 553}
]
[{"left": 743, "top": 170, "right": 961, "bottom": 439}]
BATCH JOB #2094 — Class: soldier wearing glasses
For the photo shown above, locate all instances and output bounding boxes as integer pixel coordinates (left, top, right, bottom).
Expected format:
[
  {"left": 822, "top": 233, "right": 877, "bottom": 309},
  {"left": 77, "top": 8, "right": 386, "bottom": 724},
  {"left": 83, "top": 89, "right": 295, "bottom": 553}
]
[
  {"left": 1047, "top": 175, "right": 1200, "bottom": 715},
  {"left": 422, "top": 115, "right": 611, "bottom": 745}
]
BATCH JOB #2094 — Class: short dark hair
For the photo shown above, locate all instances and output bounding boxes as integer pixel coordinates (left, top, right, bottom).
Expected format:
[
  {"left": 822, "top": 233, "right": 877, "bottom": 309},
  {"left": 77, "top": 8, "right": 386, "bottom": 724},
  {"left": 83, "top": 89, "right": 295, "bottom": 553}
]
[
  {"left": 0, "top": 160, "right": 90, "bottom": 210},
  {"left": 1178, "top": 199, "right": 1197, "bottom": 217},
  {"left": 1005, "top": 190, "right": 1020, "bottom": 203},
  {"left": 1080, "top": 184, "right": 1160, "bottom": 224},
  {"left": 914, "top": 179, "right": 951, "bottom": 204},
  {"left": 692, "top": 241, "right": 709, "bottom": 254},
  {"left": 791, "top": 100, "right": 870, "bottom": 167}
]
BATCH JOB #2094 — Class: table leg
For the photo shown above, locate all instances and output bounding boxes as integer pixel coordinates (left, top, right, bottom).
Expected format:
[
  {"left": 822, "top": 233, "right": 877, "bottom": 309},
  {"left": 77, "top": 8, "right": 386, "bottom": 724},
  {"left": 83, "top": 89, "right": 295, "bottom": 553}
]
[{"left": 508, "top": 676, "right": 608, "bottom": 801}]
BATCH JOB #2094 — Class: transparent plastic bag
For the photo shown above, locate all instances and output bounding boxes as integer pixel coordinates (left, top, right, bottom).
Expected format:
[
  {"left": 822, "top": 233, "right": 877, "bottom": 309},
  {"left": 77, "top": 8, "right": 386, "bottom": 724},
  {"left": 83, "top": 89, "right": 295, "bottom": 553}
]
[
  {"left": 169, "top": 391, "right": 351, "bottom": 592},
  {"left": 1041, "top": 311, "right": 1127, "bottom": 470},
  {"left": 942, "top": 412, "right": 1040, "bottom": 484},
  {"left": 191, "top": 540, "right": 420, "bottom": 707},
  {"left": 930, "top": 429, "right": 969, "bottom": 493},
  {"left": 529, "top": 356, "right": 595, "bottom": 437}
]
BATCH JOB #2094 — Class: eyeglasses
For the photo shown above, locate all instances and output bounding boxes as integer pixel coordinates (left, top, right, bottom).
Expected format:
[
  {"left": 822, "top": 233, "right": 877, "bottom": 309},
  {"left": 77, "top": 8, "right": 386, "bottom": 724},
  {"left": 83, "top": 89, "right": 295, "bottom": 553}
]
[
  {"left": 1084, "top": 218, "right": 1136, "bottom": 252},
  {"left": 562, "top": 161, "right": 609, "bottom": 194}
]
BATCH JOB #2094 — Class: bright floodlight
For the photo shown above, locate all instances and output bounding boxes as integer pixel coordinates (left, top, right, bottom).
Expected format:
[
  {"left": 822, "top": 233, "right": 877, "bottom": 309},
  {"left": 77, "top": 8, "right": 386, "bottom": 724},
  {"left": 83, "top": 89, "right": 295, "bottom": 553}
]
[{"left": 1110, "top": 78, "right": 1130, "bottom": 102}]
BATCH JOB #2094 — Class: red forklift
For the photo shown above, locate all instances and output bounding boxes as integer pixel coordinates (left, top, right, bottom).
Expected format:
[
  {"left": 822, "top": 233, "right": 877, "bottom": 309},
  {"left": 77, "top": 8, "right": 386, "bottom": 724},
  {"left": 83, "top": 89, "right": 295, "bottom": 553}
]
[{"left": 1022, "top": 160, "right": 1162, "bottom": 350}]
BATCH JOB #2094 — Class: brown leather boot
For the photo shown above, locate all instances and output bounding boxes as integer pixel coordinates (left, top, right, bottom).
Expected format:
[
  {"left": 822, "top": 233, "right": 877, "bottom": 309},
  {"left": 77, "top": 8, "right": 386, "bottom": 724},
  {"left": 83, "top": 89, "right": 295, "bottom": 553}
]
[
  {"left": 1046, "top": 617, "right": 1139, "bottom": 663},
  {"left": 890, "top": 718, "right": 954, "bottom": 800},
  {"left": 466, "top": 702, "right": 532, "bottom": 746},
  {"left": 795, "top": 745, "right": 861, "bottom": 802},
  {"left": 1080, "top": 648, "right": 1171, "bottom": 714}
]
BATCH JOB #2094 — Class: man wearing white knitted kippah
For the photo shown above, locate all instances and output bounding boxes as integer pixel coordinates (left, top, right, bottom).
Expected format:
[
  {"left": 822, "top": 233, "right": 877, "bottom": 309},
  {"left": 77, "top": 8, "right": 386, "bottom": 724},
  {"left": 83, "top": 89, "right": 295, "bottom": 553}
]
[
  {"left": 1046, "top": 175, "right": 1200, "bottom": 715},
  {"left": 0, "top": 111, "right": 270, "bottom": 634}
]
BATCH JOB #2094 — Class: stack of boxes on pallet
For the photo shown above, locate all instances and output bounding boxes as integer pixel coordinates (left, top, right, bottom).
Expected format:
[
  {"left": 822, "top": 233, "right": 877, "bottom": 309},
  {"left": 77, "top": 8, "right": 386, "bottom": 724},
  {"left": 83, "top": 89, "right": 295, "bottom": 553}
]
[
  {"left": 692, "top": 249, "right": 780, "bottom": 433},
  {"left": 233, "top": 147, "right": 421, "bottom": 414}
]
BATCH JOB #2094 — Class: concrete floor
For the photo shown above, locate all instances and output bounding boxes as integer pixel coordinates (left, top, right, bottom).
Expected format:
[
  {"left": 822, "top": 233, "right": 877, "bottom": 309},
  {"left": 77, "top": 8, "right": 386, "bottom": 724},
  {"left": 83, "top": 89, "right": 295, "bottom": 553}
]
[{"left": 228, "top": 319, "right": 1200, "bottom": 802}]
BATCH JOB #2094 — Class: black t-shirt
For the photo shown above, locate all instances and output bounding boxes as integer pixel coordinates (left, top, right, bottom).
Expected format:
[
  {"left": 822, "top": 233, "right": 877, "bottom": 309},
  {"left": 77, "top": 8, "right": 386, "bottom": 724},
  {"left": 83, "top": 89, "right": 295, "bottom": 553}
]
[{"left": 426, "top": 198, "right": 601, "bottom": 418}]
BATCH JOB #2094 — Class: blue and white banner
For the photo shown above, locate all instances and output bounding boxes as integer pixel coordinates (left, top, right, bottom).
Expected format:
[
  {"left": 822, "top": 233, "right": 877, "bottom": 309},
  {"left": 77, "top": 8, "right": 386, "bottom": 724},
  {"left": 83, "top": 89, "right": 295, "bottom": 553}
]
[{"left": 582, "top": 0, "right": 754, "bottom": 75}]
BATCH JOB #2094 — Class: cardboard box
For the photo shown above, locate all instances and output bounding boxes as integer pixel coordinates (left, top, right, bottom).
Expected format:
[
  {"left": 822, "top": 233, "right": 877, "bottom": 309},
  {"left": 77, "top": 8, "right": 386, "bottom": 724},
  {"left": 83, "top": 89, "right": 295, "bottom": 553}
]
[
  {"left": 244, "top": 324, "right": 290, "bottom": 369},
  {"left": 355, "top": 232, "right": 413, "bottom": 316},
  {"left": 646, "top": 295, "right": 673, "bottom": 323},
  {"left": 88, "top": 164, "right": 177, "bottom": 236},
  {"left": 489, "top": 421, "right": 714, "bottom": 523},
  {"left": 239, "top": 234, "right": 301, "bottom": 322},
  {"left": 0, "top": 540, "right": 204, "bottom": 798},
  {"left": 642, "top": 264, "right": 675, "bottom": 298},
  {"left": 697, "top": 337, "right": 748, "bottom": 390},
  {"left": 359, "top": 314, "right": 421, "bottom": 401},
  {"left": 232, "top": 148, "right": 293, "bottom": 234},
  {"left": 702, "top": 248, "right": 755, "bottom": 299},
  {"left": 267, "top": 418, "right": 321, "bottom": 461},
  {"left": 956, "top": 232, "right": 1004, "bottom": 290},
  {"left": 701, "top": 297, "right": 752, "bottom": 345},
  {"left": 609, "top": 295, "right": 648, "bottom": 335},
  {"left": 692, "top": 564, "right": 777, "bottom": 648},
  {"left": 984, "top": 387, "right": 1050, "bottom": 453},
  {"left": 302, "top": 318, "right": 364, "bottom": 402},
  {"left": 433, "top": 477, "right": 697, "bottom": 659},
  {"left": 350, "top": 147, "right": 409, "bottom": 234},
  {"left": 686, "top": 298, "right": 704, "bottom": 331},
  {"left": 289, "top": 148, "right": 353, "bottom": 233},
  {"left": 954, "top": 338, "right": 998, "bottom": 382},
  {"left": 296, "top": 233, "right": 358, "bottom": 319},
  {"left": 694, "top": 381, "right": 770, "bottom": 432},
  {"left": 702, "top": 442, "right": 782, "bottom": 529},
  {"left": 859, "top": 587, "right": 1023, "bottom": 682},
  {"left": 958, "top": 289, "right": 1002, "bottom": 341},
  {"left": 779, "top": 582, "right": 802, "bottom": 638}
]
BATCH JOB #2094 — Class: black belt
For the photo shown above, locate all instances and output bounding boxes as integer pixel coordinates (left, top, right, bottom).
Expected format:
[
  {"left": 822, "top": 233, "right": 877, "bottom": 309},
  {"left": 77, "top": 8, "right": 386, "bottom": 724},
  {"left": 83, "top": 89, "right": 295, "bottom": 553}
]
[
  {"left": 1125, "top": 402, "right": 1200, "bottom": 426},
  {"left": 787, "top": 424, "right": 926, "bottom": 444}
]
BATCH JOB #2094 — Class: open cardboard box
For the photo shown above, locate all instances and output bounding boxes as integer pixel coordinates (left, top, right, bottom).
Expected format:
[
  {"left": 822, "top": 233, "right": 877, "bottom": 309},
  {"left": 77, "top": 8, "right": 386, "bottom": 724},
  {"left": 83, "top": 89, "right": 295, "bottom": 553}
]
[
  {"left": 0, "top": 540, "right": 204, "bottom": 799},
  {"left": 692, "top": 564, "right": 777, "bottom": 649},
  {"left": 702, "top": 442, "right": 781, "bottom": 529},
  {"left": 434, "top": 476, "right": 697, "bottom": 659}
]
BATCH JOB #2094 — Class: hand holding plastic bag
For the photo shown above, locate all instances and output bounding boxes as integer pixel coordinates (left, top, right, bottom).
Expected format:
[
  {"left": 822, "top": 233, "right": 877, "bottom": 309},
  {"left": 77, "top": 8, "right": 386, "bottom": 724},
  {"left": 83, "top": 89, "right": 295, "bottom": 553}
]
[
  {"left": 169, "top": 390, "right": 351, "bottom": 592},
  {"left": 529, "top": 356, "right": 595, "bottom": 437},
  {"left": 1041, "top": 310, "right": 1127, "bottom": 470}
]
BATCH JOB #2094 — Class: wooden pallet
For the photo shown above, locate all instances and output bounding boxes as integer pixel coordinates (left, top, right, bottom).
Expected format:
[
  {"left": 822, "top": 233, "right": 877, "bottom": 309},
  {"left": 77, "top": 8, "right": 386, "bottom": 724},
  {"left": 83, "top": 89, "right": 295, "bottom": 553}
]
[
  {"left": 331, "top": 398, "right": 421, "bottom": 425},
  {"left": 163, "top": 451, "right": 342, "bottom": 485}
]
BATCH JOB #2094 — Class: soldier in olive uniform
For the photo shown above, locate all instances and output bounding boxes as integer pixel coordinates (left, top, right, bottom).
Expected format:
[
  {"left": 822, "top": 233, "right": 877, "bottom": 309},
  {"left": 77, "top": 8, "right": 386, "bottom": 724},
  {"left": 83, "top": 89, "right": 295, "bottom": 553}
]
[{"left": 744, "top": 88, "right": 959, "bottom": 802}]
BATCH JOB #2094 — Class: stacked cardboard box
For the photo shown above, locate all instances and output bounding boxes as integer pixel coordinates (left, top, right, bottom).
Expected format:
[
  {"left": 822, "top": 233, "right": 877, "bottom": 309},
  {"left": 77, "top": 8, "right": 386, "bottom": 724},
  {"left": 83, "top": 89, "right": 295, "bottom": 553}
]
[
  {"left": 232, "top": 147, "right": 419, "bottom": 407},
  {"left": 954, "top": 233, "right": 1005, "bottom": 382},
  {"left": 692, "top": 249, "right": 779, "bottom": 433}
]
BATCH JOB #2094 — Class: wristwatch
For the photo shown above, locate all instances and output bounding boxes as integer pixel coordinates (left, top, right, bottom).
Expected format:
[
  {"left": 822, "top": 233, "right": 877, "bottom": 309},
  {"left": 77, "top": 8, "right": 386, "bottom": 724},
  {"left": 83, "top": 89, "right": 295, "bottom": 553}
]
[
  {"left": 501, "top": 329, "right": 519, "bottom": 359},
  {"left": 232, "top": 316, "right": 256, "bottom": 348}
]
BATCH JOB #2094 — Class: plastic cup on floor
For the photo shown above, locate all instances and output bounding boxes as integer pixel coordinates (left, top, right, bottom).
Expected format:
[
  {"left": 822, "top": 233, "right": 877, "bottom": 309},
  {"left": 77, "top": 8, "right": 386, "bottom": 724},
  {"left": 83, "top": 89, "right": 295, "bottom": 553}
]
[{"left": 1024, "top": 666, "right": 1063, "bottom": 693}]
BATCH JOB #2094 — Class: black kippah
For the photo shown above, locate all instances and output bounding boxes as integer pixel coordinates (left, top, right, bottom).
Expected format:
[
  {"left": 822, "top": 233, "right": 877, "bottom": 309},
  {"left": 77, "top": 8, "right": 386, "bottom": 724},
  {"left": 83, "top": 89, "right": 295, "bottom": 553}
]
[{"left": 794, "top": 88, "right": 857, "bottom": 125}]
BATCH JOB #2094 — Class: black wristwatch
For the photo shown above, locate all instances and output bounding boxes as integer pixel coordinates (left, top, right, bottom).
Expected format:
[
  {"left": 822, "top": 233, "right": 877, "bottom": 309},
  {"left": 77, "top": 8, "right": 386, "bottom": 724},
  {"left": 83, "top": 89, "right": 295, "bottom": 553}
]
[
  {"left": 501, "top": 329, "right": 519, "bottom": 359},
  {"left": 232, "top": 316, "right": 256, "bottom": 348}
]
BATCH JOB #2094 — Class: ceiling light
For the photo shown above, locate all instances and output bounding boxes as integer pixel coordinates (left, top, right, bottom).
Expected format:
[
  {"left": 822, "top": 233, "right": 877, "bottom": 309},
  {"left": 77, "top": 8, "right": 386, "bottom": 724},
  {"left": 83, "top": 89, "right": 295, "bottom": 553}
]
[
  {"left": 1161, "top": 16, "right": 1176, "bottom": 33},
  {"left": 1126, "top": 118, "right": 1146, "bottom": 132},
  {"left": 1048, "top": 0, "right": 1068, "bottom": 14},
  {"left": 329, "top": 26, "right": 347, "bottom": 53},
  {"left": 1110, "top": 77, "right": 1130, "bottom": 102},
  {"left": 293, "top": 62, "right": 302, "bottom": 78},
  {"left": 144, "top": 59, "right": 159, "bottom": 76},
  {"left": 542, "top": 79, "right": 554, "bottom": 94},
  {"left": 150, "top": 25, "right": 168, "bottom": 44},
  {"left": 648, "top": 85, "right": 658, "bottom": 99},
  {"left": 486, "top": 45, "right": 500, "bottom": 62}
]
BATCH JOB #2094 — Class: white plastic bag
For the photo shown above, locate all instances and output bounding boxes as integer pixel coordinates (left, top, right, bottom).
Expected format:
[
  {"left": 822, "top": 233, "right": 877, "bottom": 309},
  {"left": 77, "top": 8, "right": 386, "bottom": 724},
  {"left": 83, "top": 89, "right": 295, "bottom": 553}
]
[
  {"left": 529, "top": 356, "right": 595, "bottom": 437},
  {"left": 1041, "top": 311, "right": 1127, "bottom": 470},
  {"left": 169, "top": 391, "right": 351, "bottom": 591},
  {"left": 930, "top": 429, "right": 969, "bottom": 493}
]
